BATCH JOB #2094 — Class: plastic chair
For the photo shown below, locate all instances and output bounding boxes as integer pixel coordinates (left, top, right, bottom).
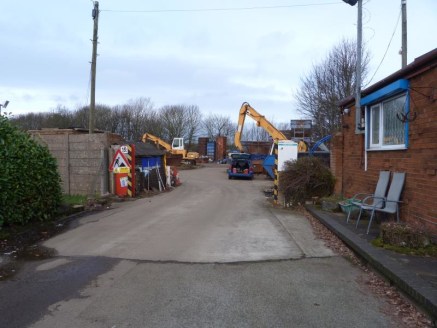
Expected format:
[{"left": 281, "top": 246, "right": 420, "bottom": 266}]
[
  {"left": 345, "top": 171, "right": 391, "bottom": 223},
  {"left": 355, "top": 172, "right": 406, "bottom": 234}
]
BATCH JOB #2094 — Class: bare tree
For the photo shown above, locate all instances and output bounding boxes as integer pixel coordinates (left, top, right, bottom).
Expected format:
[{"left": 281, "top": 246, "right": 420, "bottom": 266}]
[
  {"left": 159, "top": 105, "right": 188, "bottom": 142},
  {"left": 72, "top": 105, "right": 89, "bottom": 129},
  {"left": 89, "top": 98, "right": 156, "bottom": 140},
  {"left": 241, "top": 122, "right": 271, "bottom": 142},
  {"left": 11, "top": 112, "right": 46, "bottom": 130},
  {"left": 10, "top": 98, "right": 200, "bottom": 145},
  {"left": 184, "top": 105, "right": 202, "bottom": 151},
  {"left": 202, "top": 114, "right": 234, "bottom": 140},
  {"left": 276, "top": 122, "right": 291, "bottom": 131},
  {"left": 140, "top": 109, "right": 162, "bottom": 138},
  {"left": 11, "top": 105, "right": 74, "bottom": 130},
  {"left": 72, "top": 104, "right": 115, "bottom": 132},
  {"left": 95, "top": 104, "right": 117, "bottom": 132},
  {"left": 10, "top": 98, "right": 159, "bottom": 140},
  {"left": 119, "top": 98, "right": 157, "bottom": 141},
  {"left": 238, "top": 117, "right": 289, "bottom": 144},
  {"left": 143, "top": 104, "right": 202, "bottom": 148},
  {"left": 44, "top": 105, "right": 74, "bottom": 128},
  {"left": 295, "top": 38, "right": 369, "bottom": 139}
]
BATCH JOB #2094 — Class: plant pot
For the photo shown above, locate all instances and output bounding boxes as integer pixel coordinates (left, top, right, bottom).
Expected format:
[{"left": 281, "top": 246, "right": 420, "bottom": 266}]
[{"left": 338, "top": 200, "right": 359, "bottom": 215}]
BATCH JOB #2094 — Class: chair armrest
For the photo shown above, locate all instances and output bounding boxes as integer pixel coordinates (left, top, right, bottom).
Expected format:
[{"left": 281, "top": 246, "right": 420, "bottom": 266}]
[
  {"left": 362, "top": 195, "right": 386, "bottom": 208},
  {"left": 350, "top": 193, "right": 372, "bottom": 203},
  {"left": 384, "top": 200, "right": 403, "bottom": 204}
]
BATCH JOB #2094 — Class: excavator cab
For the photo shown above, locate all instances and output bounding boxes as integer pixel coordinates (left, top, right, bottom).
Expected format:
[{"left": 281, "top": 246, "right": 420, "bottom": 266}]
[{"left": 171, "top": 138, "right": 184, "bottom": 150}]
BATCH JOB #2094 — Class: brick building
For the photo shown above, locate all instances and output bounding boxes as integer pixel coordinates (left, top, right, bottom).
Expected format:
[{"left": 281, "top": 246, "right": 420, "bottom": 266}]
[{"left": 332, "top": 48, "right": 437, "bottom": 237}]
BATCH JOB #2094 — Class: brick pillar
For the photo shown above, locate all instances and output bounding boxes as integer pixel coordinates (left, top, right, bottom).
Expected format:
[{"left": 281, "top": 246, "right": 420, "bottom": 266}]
[{"left": 331, "top": 132, "right": 344, "bottom": 195}]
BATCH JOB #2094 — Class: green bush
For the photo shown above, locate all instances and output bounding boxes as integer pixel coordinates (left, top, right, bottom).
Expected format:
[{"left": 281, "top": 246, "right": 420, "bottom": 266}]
[
  {"left": 279, "top": 156, "right": 335, "bottom": 206},
  {"left": 0, "top": 116, "right": 62, "bottom": 227}
]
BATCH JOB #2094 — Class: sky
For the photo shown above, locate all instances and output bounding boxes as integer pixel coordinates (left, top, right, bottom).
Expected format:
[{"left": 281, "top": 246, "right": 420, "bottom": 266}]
[{"left": 1, "top": 0, "right": 436, "bottom": 124}]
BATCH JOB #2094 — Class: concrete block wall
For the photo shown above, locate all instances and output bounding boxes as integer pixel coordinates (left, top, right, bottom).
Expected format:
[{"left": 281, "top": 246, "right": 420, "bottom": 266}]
[
  {"left": 334, "top": 66, "right": 437, "bottom": 236},
  {"left": 30, "top": 130, "right": 124, "bottom": 195}
]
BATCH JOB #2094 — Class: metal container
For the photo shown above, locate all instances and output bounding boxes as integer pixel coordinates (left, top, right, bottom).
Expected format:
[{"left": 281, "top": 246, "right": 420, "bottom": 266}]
[{"left": 207, "top": 141, "right": 216, "bottom": 160}]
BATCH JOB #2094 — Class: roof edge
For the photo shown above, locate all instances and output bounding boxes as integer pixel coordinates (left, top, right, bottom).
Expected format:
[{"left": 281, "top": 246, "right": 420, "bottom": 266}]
[{"left": 339, "top": 47, "right": 437, "bottom": 108}]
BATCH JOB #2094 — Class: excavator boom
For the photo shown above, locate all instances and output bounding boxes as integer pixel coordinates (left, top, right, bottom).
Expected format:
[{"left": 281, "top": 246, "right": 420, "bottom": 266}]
[
  {"left": 142, "top": 133, "right": 199, "bottom": 164},
  {"left": 142, "top": 133, "right": 173, "bottom": 151},
  {"left": 235, "top": 102, "right": 288, "bottom": 152},
  {"left": 235, "top": 102, "right": 307, "bottom": 153}
]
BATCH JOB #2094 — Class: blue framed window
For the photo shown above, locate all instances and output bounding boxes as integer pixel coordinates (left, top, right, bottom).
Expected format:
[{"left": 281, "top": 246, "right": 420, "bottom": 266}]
[{"left": 361, "top": 79, "right": 409, "bottom": 150}]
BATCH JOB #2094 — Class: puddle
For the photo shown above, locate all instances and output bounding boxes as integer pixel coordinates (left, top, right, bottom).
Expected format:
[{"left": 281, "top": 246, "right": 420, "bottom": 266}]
[
  {"left": 0, "top": 245, "right": 56, "bottom": 281},
  {"left": 0, "top": 256, "right": 19, "bottom": 281},
  {"left": 36, "top": 258, "right": 71, "bottom": 271},
  {"left": 17, "top": 245, "right": 57, "bottom": 261}
]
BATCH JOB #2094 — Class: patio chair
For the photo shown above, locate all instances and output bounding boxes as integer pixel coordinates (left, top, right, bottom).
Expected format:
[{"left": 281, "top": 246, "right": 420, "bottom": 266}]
[
  {"left": 355, "top": 172, "right": 406, "bottom": 234},
  {"left": 345, "top": 171, "right": 391, "bottom": 223}
]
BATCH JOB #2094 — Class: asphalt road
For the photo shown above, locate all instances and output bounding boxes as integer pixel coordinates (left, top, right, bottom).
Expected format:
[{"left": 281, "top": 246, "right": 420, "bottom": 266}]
[{"left": 0, "top": 165, "right": 400, "bottom": 328}]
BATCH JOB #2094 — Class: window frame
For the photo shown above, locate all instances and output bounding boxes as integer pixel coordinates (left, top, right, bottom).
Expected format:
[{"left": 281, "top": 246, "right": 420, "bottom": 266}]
[
  {"left": 369, "top": 104, "right": 381, "bottom": 147},
  {"left": 361, "top": 79, "right": 410, "bottom": 151}
]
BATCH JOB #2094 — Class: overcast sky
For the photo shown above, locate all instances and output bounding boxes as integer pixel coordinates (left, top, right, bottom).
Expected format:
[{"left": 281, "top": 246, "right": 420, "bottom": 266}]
[{"left": 1, "top": 0, "right": 436, "bottom": 123}]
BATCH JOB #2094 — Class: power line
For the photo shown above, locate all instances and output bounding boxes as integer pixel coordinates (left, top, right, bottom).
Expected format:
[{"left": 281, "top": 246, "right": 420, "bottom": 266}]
[
  {"left": 366, "top": 6, "right": 402, "bottom": 86},
  {"left": 100, "top": 2, "right": 343, "bottom": 14}
]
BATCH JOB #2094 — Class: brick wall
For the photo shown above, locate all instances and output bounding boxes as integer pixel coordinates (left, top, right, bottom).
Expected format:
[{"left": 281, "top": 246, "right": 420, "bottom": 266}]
[
  {"left": 334, "top": 66, "right": 437, "bottom": 236},
  {"left": 198, "top": 137, "right": 209, "bottom": 156},
  {"left": 215, "top": 136, "right": 227, "bottom": 161},
  {"left": 243, "top": 141, "right": 272, "bottom": 154}
]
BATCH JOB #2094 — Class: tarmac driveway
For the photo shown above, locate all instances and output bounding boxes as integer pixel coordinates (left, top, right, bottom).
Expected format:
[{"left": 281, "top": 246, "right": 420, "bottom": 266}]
[
  {"left": 43, "top": 164, "right": 333, "bottom": 262},
  {"left": 0, "top": 165, "right": 401, "bottom": 328}
]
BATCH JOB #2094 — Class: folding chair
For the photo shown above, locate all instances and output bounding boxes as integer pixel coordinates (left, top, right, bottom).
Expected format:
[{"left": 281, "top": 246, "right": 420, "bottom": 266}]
[
  {"left": 355, "top": 172, "right": 406, "bottom": 234},
  {"left": 345, "top": 171, "right": 391, "bottom": 223}
]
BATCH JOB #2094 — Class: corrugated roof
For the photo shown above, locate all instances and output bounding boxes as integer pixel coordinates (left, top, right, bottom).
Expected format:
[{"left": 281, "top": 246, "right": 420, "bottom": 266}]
[{"left": 133, "top": 142, "right": 167, "bottom": 157}]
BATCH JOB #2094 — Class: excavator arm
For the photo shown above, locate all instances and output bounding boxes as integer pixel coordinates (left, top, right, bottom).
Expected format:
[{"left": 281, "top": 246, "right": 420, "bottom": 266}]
[
  {"left": 235, "top": 102, "right": 288, "bottom": 152},
  {"left": 235, "top": 102, "right": 308, "bottom": 152},
  {"left": 142, "top": 133, "right": 173, "bottom": 151},
  {"left": 142, "top": 133, "right": 192, "bottom": 158}
]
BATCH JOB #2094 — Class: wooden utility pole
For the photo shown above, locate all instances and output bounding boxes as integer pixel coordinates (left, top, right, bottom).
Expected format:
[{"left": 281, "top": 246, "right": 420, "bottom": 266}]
[
  {"left": 401, "top": 0, "right": 407, "bottom": 68},
  {"left": 90, "top": 1, "right": 99, "bottom": 134}
]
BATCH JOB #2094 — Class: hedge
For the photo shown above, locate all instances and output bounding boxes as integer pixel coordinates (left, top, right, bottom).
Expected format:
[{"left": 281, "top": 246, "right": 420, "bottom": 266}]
[{"left": 0, "top": 116, "right": 62, "bottom": 227}]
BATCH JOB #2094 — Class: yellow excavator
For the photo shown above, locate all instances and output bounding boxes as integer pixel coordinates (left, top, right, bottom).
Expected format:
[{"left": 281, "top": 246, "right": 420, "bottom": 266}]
[
  {"left": 234, "top": 102, "right": 308, "bottom": 153},
  {"left": 142, "top": 133, "right": 199, "bottom": 165}
]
